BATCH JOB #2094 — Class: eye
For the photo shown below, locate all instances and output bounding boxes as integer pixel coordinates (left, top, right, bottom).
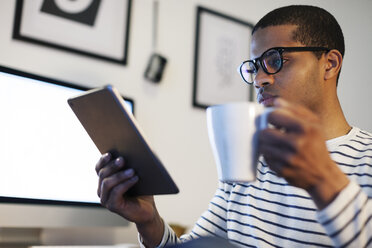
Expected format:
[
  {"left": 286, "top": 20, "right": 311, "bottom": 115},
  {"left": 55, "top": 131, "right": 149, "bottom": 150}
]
[
  {"left": 267, "top": 57, "right": 281, "bottom": 68},
  {"left": 263, "top": 51, "right": 282, "bottom": 73}
]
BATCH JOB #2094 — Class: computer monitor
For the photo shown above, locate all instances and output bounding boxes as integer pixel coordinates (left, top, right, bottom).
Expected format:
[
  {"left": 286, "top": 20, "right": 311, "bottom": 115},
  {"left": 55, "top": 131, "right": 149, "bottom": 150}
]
[{"left": 0, "top": 66, "right": 131, "bottom": 244}]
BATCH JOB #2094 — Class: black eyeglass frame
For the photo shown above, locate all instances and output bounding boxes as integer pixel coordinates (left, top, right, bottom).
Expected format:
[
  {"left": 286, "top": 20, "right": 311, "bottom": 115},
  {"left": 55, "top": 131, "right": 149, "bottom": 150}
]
[{"left": 239, "top": 46, "right": 331, "bottom": 84}]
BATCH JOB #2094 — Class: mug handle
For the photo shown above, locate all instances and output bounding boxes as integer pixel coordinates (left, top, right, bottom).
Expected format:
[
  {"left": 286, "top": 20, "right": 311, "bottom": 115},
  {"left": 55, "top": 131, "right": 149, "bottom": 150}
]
[
  {"left": 252, "top": 107, "right": 275, "bottom": 172},
  {"left": 258, "top": 107, "right": 275, "bottom": 130}
]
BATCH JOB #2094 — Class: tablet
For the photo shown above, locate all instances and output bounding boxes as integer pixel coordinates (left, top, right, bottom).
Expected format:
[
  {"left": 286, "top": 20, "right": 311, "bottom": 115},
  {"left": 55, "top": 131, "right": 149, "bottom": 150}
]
[{"left": 67, "top": 85, "right": 179, "bottom": 196}]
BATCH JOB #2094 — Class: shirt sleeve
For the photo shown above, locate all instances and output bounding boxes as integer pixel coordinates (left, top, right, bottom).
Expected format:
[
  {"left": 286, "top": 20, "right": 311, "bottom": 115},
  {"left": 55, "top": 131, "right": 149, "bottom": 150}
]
[
  {"left": 138, "top": 181, "right": 232, "bottom": 247},
  {"left": 316, "top": 181, "right": 372, "bottom": 247},
  {"left": 138, "top": 221, "right": 179, "bottom": 248}
]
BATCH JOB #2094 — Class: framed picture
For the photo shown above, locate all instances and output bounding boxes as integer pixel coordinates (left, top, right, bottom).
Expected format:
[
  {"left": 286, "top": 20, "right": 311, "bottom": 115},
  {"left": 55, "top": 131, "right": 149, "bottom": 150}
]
[
  {"left": 13, "top": 0, "right": 132, "bottom": 65},
  {"left": 192, "top": 6, "right": 254, "bottom": 109}
]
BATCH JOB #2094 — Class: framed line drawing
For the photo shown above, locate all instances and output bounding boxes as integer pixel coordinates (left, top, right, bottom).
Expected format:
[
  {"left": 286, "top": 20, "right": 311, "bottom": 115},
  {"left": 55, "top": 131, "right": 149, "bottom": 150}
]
[
  {"left": 192, "top": 6, "right": 255, "bottom": 109},
  {"left": 13, "top": 0, "right": 132, "bottom": 65}
]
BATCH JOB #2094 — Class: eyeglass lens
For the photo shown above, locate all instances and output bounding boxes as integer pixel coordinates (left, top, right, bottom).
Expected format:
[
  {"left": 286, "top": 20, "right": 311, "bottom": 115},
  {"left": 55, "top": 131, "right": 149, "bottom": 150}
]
[
  {"left": 262, "top": 49, "right": 282, "bottom": 73},
  {"left": 240, "top": 49, "right": 282, "bottom": 84},
  {"left": 240, "top": 62, "right": 256, "bottom": 83}
]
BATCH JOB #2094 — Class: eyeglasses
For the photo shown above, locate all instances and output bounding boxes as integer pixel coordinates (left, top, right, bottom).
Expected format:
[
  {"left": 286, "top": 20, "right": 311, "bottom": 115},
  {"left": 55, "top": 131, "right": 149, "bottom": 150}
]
[{"left": 238, "top": 46, "right": 330, "bottom": 84}]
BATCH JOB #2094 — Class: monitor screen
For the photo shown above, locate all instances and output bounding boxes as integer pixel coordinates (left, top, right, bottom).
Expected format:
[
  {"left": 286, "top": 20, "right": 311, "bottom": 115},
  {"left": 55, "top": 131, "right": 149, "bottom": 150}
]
[{"left": 0, "top": 66, "right": 134, "bottom": 205}]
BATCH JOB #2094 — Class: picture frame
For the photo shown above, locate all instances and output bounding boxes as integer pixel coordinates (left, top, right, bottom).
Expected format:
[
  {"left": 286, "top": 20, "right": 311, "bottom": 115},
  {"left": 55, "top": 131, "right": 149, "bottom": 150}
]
[
  {"left": 192, "top": 6, "right": 255, "bottom": 109},
  {"left": 13, "top": 0, "right": 132, "bottom": 65}
]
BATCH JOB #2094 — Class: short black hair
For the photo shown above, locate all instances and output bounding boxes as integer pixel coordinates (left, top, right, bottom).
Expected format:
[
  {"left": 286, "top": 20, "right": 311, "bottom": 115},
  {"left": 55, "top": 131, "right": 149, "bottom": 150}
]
[{"left": 252, "top": 5, "right": 344, "bottom": 84}]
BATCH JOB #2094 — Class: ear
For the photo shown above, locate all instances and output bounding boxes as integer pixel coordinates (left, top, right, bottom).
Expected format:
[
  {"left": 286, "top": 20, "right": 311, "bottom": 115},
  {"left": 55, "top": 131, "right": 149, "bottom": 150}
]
[{"left": 324, "top": 49, "right": 343, "bottom": 81}]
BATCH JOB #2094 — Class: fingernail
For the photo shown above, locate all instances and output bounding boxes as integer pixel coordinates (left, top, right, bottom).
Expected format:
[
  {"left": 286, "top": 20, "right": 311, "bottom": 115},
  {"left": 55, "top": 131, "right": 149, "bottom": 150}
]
[
  {"left": 124, "top": 168, "right": 134, "bottom": 177},
  {"left": 115, "top": 157, "right": 123, "bottom": 166},
  {"left": 131, "top": 175, "right": 139, "bottom": 182},
  {"left": 103, "top": 153, "right": 111, "bottom": 162}
]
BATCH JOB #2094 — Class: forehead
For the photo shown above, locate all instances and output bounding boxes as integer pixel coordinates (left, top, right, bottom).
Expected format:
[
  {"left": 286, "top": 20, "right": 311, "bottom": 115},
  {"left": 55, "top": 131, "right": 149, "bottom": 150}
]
[{"left": 250, "top": 25, "right": 300, "bottom": 58}]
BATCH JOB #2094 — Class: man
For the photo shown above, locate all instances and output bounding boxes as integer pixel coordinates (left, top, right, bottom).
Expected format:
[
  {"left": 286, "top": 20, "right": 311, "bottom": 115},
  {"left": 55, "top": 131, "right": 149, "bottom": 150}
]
[{"left": 96, "top": 5, "right": 372, "bottom": 247}]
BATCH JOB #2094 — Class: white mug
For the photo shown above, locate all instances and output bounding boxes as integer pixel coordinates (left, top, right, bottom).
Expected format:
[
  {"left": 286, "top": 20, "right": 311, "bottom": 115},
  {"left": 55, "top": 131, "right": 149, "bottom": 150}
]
[{"left": 206, "top": 102, "right": 273, "bottom": 183}]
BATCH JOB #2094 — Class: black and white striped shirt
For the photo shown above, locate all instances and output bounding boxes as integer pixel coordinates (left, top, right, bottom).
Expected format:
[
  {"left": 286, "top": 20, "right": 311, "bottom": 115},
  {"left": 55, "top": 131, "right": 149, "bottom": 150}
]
[{"left": 140, "top": 127, "right": 372, "bottom": 247}]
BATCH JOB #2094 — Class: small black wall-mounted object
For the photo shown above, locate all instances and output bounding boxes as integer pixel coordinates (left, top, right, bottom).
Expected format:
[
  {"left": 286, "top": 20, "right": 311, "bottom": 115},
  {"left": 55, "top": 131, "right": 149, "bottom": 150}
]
[
  {"left": 144, "top": 0, "right": 167, "bottom": 83},
  {"left": 144, "top": 53, "right": 167, "bottom": 83}
]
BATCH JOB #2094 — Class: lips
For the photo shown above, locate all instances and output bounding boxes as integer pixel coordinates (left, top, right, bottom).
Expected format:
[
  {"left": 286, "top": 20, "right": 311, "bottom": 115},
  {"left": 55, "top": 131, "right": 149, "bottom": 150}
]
[{"left": 258, "top": 93, "right": 277, "bottom": 107}]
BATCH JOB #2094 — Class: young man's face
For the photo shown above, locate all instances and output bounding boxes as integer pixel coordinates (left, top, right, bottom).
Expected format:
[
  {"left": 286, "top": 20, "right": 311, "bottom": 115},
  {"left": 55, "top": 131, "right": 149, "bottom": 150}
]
[{"left": 250, "top": 25, "right": 325, "bottom": 113}]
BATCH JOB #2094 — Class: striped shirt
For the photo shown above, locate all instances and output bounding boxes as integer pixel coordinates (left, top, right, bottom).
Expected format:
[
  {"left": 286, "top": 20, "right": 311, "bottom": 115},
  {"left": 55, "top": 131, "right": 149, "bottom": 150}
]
[{"left": 140, "top": 127, "right": 372, "bottom": 247}]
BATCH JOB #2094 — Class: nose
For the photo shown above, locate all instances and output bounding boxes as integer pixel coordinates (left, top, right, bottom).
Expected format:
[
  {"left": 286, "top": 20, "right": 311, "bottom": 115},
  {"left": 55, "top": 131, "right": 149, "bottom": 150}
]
[{"left": 253, "top": 68, "right": 274, "bottom": 89}]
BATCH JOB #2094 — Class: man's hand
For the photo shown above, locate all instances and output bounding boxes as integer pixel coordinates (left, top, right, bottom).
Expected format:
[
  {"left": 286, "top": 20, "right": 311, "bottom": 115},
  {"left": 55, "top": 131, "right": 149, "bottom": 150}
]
[
  {"left": 258, "top": 98, "right": 350, "bottom": 209},
  {"left": 96, "top": 153, "right": 164, "bottom": 247}
]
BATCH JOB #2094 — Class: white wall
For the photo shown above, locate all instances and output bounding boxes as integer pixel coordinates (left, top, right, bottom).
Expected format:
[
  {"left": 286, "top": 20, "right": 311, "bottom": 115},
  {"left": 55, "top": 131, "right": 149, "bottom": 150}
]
[{"left": 0, "top": 0, "right": 371, "bottom": 245}]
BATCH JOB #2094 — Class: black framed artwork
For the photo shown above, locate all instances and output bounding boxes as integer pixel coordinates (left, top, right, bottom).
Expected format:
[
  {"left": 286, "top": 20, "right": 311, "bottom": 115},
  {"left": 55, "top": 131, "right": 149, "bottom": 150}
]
[
  {"left": 192, "top": 6, "right": 255, "bottom": 109},
  {"left": 12, "top": 0, "right": 132, "bottom": 65}
]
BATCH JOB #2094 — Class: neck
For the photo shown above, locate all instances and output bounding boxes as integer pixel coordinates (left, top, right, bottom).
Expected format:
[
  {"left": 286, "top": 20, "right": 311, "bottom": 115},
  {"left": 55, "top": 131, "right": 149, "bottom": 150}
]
[{"left": 318, "top": 95, "right": 351, "bottom": 140}]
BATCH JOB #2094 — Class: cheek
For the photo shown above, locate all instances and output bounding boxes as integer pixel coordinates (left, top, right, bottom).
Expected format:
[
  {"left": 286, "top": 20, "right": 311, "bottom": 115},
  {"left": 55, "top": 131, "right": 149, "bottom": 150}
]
[{"left": 275, "top": 62, "right": 322, "bottom": 107}]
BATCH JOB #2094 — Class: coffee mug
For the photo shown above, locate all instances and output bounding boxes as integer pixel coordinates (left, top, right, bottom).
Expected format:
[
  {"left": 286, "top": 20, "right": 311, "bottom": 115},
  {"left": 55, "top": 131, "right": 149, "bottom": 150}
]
[{"left": 206, "top": 102, "right": 273, "bottom": 183}]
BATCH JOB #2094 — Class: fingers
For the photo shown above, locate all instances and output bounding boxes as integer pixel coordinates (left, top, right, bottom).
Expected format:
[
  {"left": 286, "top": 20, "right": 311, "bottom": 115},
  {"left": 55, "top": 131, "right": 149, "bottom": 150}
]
[
  {"left": 259, "top": 131, "right": 306, "bottom": 185},
  {"left": 259, "top": 98, "right": 330, "bottom": 191},
  {"left": 267, "top": 98, "right": 320, "bottom": 134},
  {"left": 97, "top": 156, "right": 124, "bottom": 196},
  {"left": 95, "top": 153, "right": 141, "bottom": 215},
  {"left": 100, "top": 169, "right": 139, "bottom": 208},
  {"left": 96, "top": 154, "right": 139, "bottom": 200},
  {"left": 95, "top": 153, "right": 111, "bottom": 174},
  {"left": 259, "top": 128, "right": 298, "bottom": 153},
  {"left": 98, "top": 156, "right": 125, "bottom": 179},
  {"left": 259, "top": 128, "right": 293, "bottom": 167},
  {"left": 267, "top": 109, "right": 304, "bottom": 133},
  {"left": 258, "top": 99, "right": 309, "bottom": 178},
  {"left": 274, "top": 98, "right": 316, "bottom": 119}
]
